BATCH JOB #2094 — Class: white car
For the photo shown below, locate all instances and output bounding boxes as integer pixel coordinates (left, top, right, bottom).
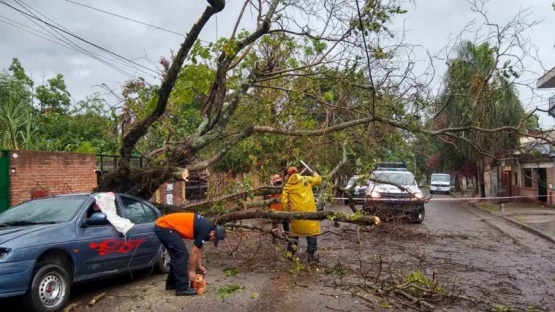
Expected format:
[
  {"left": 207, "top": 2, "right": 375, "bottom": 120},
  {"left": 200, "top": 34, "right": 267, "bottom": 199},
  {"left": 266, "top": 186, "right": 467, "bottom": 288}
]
[
  {"left": 363, "top": 170, "right": 425, "bottom": 223},
  {"left": 430, "top": 173, "right": 451, "bottom": 195}
]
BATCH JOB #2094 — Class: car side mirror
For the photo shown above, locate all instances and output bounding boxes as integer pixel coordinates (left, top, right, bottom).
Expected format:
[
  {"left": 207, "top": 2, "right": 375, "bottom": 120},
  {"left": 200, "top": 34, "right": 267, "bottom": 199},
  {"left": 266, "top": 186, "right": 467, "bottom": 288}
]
[{"left": 83, "top": 212, "right": 108, "bottom": 227}]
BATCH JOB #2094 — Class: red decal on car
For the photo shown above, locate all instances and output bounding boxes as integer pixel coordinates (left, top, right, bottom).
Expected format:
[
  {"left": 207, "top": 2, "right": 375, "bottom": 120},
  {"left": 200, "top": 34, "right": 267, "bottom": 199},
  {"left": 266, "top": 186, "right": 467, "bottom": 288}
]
[{"left": 89, "top": 239, "right": 145, "bottom": 256}]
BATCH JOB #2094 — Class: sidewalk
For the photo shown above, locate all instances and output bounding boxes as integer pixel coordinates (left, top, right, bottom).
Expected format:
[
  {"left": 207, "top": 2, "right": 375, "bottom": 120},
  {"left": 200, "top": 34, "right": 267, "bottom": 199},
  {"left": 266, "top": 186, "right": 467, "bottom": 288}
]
[{"left": 459, "top": 194, "right": 555, "bottom": 244}]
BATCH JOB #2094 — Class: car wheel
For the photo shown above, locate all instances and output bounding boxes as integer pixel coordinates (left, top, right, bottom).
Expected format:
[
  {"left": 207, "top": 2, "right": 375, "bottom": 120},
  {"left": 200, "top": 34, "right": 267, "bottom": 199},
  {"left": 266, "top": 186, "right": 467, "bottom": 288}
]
[
  {"left": 22, "top": 261, "right": 71, "bottom": 312},
  {"left": 429, "top": 190, "right": 434, "bottom": 195},
  {"left": 155, "top": 246, "right": 171, "bottom": 274},
  {"left": 412, "top": 208, "right": 425, "bottom": 224}
]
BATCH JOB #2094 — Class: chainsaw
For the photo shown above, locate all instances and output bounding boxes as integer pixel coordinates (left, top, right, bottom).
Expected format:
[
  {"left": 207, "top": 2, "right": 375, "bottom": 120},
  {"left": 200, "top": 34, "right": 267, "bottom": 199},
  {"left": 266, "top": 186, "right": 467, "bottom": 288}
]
[{"left": 190, "top": 270, "right": 206, "bottom": 295}]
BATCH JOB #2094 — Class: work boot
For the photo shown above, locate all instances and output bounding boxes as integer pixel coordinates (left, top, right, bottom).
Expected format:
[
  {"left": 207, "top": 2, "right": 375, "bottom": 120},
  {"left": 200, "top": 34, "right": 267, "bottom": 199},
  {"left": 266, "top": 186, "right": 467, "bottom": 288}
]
[
  {"left": 175, "top": 288, "right": 197, "bottom": 296},
  {"left": 307, "top": 252, "right": 319, "bottom": 263}
]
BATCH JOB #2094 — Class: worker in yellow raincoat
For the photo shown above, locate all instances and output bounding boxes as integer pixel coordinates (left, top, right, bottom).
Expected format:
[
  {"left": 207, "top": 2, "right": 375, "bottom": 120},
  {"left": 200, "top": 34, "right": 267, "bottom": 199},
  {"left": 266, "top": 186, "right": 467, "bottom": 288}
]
[{"left": 281, "top": 166, "right": 321, "bottom": 262}]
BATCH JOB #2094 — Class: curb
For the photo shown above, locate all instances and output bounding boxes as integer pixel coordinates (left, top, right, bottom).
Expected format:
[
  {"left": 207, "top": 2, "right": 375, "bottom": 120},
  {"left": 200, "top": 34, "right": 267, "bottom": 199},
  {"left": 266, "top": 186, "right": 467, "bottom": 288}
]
[
  {"left": 496, "top": 215, "right": 555, "bottom": 245},
  {"left": 500, "top": 212, "right": 555, "bottom": 217},
  {"left": 452, "top": 193, "right": 555, "bottom": 244}
]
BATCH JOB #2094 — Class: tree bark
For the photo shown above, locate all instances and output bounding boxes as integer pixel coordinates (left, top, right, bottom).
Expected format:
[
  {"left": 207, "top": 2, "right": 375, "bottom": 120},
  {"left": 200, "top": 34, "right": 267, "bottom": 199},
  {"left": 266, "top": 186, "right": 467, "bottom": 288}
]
[
  {"left": 478, "top": 160, "right": 486, "bottom": 198},
  {"left": 214, "top": 210, "right": 380, "bottom": 226}
]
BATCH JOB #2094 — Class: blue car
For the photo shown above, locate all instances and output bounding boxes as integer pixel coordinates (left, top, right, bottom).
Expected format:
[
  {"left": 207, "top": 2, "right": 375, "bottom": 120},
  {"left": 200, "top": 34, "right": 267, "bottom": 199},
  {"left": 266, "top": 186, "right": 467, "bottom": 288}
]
[{"left": 0, "top": 193, "right": 170, "bottom": 312}]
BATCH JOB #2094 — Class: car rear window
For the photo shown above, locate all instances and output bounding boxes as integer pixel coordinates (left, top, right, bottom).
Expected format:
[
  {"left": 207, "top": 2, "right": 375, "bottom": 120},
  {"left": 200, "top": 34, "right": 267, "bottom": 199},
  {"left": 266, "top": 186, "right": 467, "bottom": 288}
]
[{"left": 0, "top": 196, "right": 89, "bottom": 223}]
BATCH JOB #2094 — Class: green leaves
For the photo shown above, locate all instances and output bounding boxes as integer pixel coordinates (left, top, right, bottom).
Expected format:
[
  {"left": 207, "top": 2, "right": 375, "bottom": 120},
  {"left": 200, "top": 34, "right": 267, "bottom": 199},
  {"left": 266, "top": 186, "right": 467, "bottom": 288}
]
[
  {"left": 1, "top": 58, "right": 118, "bottom": 153},
  {"left": 217, "top": 284, "right": 244, "bottom": 300},
  {"left": 224, "top": 268, "right": 239, "bottom": 276},
  {"left": 0, "top": 59, "right": 34, "bottom": 149},
  {"left": 36, "top": 74, "right": 71, "bottom": 114}
]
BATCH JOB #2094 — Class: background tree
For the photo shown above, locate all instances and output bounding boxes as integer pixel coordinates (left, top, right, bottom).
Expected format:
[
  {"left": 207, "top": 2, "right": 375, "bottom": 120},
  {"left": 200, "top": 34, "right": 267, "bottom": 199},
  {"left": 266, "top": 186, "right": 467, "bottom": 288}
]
[
  {"left": 414, "top": 0, "right": 542, "bottom": 197},
  {"left": 33, "top": 93, "right": 119, "bottom": 153},
  {"left": 0, "top": 59, "right": 119, "bottom": 154},
  {"left": 432, "top": 41, "right": 526, "bottom": 197},
  {"left": 0, "top": 58, "right": 34, "bottom": 149},
  {"left": 36, "top": 73, "right": 71, "bottom": 114}
]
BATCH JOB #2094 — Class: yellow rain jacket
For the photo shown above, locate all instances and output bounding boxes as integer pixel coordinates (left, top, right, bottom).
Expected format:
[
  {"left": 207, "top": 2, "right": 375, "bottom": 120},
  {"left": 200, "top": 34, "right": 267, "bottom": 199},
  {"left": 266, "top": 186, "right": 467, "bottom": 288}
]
[{"left": 281, "top": 173, "right": 322, "bottom": 236}]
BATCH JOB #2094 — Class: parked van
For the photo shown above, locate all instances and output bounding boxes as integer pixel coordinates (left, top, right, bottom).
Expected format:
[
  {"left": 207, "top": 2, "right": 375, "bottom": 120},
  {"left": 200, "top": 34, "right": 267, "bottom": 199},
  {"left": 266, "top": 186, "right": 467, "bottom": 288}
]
[{"left": 430, "top": 173, "right": 450, "bottom": 195}]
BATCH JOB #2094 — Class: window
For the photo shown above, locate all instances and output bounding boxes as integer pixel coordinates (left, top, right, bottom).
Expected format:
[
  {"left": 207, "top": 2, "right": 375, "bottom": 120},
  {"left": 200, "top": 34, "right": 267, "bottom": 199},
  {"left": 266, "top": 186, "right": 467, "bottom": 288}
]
[
  {"left": 523, "top": 169, "right": 532, "bottom": 187},
  {"left": 0, "top": 196, "right": 87, "bottom": 223},
  {"left": 121, "top": 196, "right": 158, "bottom": 224}
]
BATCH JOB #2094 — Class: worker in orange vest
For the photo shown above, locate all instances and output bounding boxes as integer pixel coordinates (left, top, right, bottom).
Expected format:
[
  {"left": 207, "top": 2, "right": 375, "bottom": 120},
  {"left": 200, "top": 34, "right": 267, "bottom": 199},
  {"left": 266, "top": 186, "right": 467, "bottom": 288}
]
[{"left": 154, "top": 213, "right": 225, "bottom": 296}]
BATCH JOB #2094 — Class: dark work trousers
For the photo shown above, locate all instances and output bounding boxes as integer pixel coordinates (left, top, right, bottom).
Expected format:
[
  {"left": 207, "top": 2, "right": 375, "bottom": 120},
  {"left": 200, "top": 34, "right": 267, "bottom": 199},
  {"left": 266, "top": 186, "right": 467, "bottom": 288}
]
[
  {"left": 154, "top": 225, "right": 189, "bottom": 291},
  {"left": 287, "top": 236, "right": 317, "bottom": 254},
  {"left": 282, "top": 220, "right": 290, "bottom": 233},
  {"left": 272, "top": 220, "right": 290, "bottom": 233}
]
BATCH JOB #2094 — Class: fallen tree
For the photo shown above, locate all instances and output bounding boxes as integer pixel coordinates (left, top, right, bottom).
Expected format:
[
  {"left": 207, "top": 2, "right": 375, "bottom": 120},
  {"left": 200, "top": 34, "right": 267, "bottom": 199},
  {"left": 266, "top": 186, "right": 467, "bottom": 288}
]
[{"left": 215, "top": 209, "right": 380, "bottom": 225}]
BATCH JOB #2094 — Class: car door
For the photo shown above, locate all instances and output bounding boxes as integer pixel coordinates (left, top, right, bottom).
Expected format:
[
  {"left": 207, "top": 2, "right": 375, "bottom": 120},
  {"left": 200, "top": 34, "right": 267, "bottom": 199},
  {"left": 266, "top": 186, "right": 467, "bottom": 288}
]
[
  {"left": 76, "top": 200, "right": 130, "bottom": 277},
  {"left": 117, "top": 194, "right": 161, "bottom": 268}
]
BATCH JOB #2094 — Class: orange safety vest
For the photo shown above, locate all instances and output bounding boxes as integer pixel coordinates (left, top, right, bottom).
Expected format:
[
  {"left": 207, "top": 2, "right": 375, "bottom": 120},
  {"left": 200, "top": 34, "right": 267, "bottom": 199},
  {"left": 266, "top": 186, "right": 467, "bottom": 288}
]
[{"left": 155, "top": 212, "right": 195, "bottom": 239}]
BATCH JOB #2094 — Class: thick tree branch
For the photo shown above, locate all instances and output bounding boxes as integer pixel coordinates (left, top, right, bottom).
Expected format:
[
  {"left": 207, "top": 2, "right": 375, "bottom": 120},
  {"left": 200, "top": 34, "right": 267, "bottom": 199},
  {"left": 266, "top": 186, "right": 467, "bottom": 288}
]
[
  {"left": 215, "top": 210, "right": 381, "bottom": 226},
  {"left": 118, "top": 6, "right": 216, "bottom": 167}
]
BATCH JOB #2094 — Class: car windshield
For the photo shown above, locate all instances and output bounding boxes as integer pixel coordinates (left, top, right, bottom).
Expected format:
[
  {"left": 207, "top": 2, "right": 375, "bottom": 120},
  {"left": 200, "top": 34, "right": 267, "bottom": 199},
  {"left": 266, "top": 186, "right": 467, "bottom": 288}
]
[
  {"left": 0, "top": 196, "right": 89, "bottom": 224},
  {"left": 432, "top": 175, "right": 450, "bottom": 182},
  {"left": 373, "top": 172, "right": 416, "bottom": 185}
]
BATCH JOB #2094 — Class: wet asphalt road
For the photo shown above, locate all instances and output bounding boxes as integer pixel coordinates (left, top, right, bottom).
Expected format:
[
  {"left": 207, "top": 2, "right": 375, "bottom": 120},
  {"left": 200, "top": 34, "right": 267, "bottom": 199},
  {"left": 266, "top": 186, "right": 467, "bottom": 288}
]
[
  {"left": 3, "top": 195, "right": 555, "bottom": 311},
  {"left": 422, "top": 195, "right": 555, "bottom": 310}
]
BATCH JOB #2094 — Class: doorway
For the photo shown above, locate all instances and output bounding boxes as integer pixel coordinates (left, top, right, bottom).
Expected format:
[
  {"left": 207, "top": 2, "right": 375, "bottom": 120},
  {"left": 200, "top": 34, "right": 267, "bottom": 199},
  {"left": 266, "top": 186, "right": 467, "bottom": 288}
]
[{"left": 536, "top": 168, "right": 547, "bottom": 203}]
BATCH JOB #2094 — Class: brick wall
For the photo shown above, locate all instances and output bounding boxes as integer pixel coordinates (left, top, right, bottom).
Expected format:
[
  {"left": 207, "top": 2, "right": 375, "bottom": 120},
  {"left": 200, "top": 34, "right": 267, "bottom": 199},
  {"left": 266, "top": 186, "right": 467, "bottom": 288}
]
[{"left": 9, "top": 150, "right": 97, "bottom": 205}]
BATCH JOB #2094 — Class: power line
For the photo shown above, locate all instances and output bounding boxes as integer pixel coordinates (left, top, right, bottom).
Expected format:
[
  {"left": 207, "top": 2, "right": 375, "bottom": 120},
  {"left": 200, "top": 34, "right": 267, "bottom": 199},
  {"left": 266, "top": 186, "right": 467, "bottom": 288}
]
[
  {"left": 65, "top": 0, "right": 213, "bottom": 45},
  {"left": 0, "top": 16, "right": 72, "bottom": 49},
  {"left": 11, "top": 0, "right": 149, "bottom": 78},
  {"left": 1, "top": 1, "right": 141, "bottom": 79},
  {"left": 0, "top": 15, "right": 139, "bottom": 79},
  {"left": 65, "top": 0, "right": 185, "bottom": 37},
  {"left": 0, "top": 14, "right": 67, "bottom": 46},
  {"left": 0, "top": 0, "right": 159, "bottom": 77}
]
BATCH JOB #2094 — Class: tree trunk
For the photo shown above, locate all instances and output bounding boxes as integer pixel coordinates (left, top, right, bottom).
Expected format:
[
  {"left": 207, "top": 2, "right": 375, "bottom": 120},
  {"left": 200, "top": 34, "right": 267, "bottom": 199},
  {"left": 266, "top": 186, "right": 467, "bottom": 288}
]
[
  {"left": 478, "top": 160, "right": 486, "bottom": 198},
  {"left": 454, "top": 174, "right": 461, "bottom": 192}
]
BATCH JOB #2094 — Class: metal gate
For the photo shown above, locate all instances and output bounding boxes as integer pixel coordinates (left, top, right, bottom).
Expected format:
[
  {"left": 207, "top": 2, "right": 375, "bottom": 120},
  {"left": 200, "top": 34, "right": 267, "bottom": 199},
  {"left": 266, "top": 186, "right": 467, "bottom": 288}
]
[{"left": 0, "top": 150, "right": 10, "bottom": 212}]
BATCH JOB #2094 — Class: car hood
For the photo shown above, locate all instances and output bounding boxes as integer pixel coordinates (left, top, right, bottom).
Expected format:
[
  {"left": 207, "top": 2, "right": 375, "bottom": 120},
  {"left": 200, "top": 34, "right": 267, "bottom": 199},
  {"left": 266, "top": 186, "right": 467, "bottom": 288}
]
[
  {"left": 369, "top": 183, "right": 419, "bottom": 194},
  {"left": 0, "top": 224, "right": 59, "bottom": 245}
]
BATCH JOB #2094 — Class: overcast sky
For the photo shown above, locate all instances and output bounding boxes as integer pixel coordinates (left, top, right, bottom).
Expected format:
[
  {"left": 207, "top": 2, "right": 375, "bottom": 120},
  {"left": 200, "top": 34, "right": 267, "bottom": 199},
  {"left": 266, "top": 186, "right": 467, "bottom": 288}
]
[{"left": 1, "top": 0, "right": 554, "bottom": 126}]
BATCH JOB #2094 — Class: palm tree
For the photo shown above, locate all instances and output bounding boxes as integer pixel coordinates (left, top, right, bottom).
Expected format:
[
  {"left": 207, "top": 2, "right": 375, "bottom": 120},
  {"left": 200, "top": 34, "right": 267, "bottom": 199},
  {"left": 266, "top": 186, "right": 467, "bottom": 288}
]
[{"left": 436, "top": 41, "right": 524, "bottom": 197}]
